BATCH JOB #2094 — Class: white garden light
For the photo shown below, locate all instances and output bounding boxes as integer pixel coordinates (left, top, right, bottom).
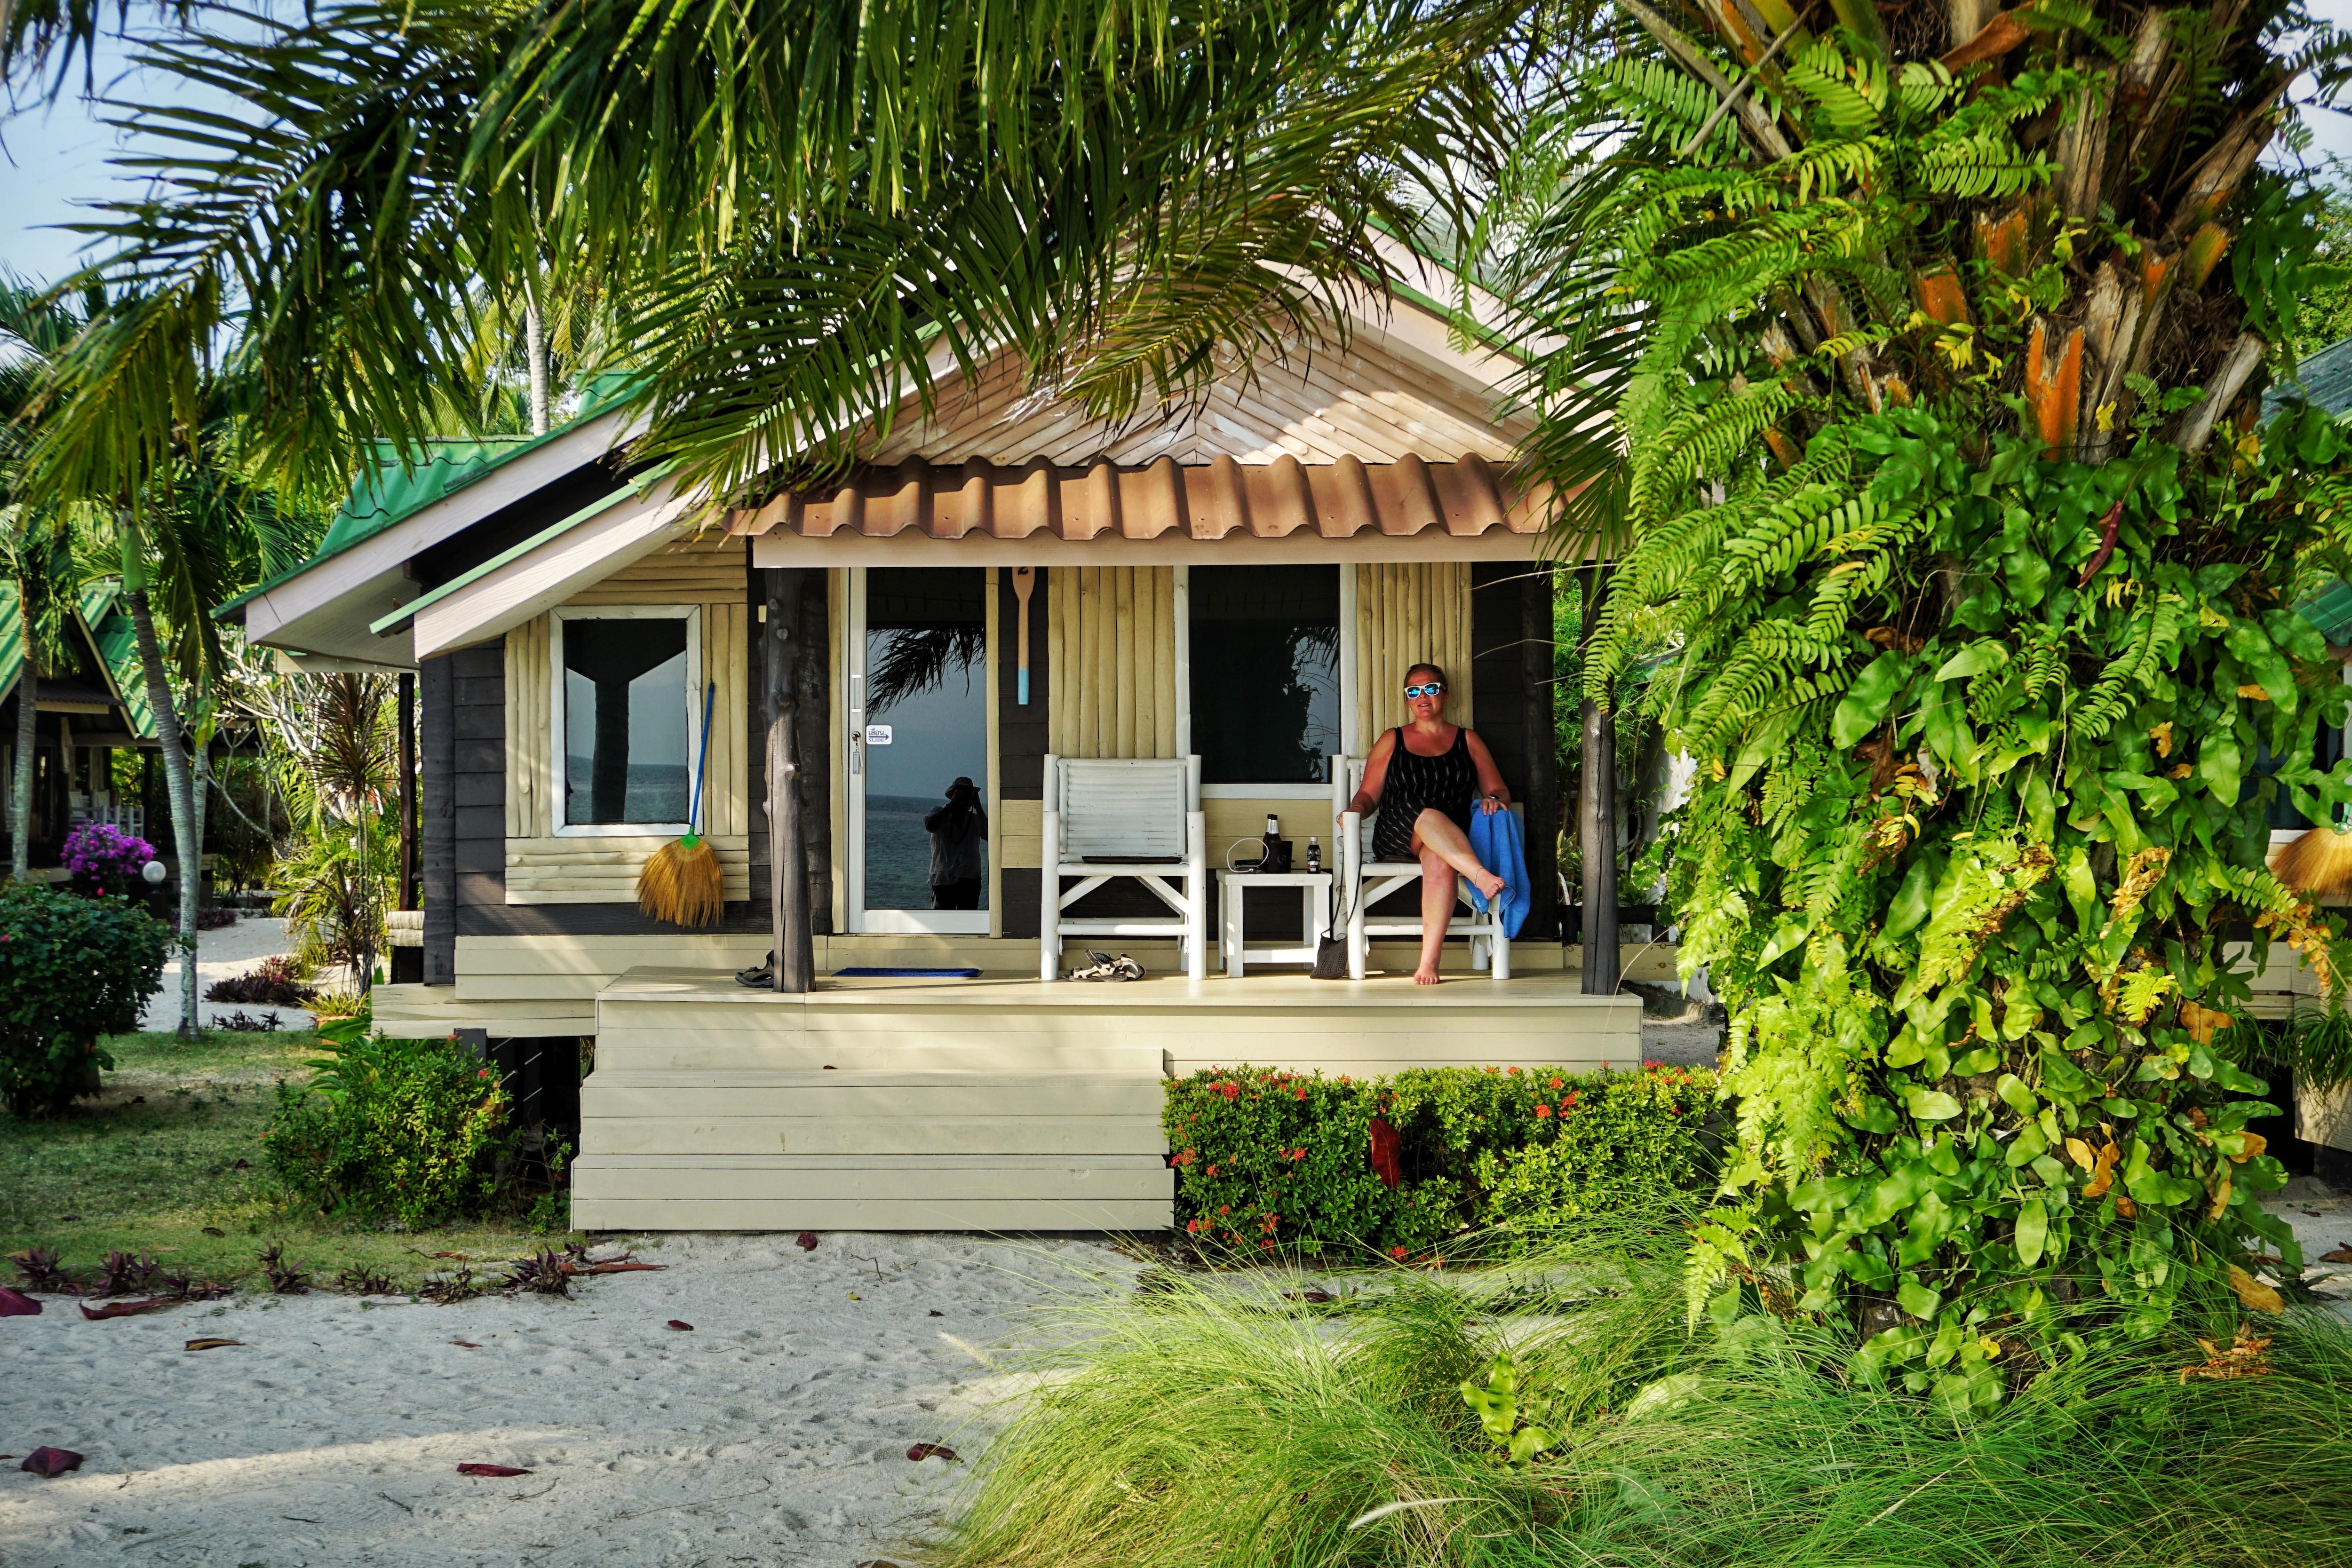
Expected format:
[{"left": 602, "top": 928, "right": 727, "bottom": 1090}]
[{"left": 140, "top": 860, "right": 167, "bottom": 884}]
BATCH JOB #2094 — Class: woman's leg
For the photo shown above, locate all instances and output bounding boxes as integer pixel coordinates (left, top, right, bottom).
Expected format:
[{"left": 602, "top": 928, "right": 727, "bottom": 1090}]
[
  {"left": 1412, "top": 809, "right": 1505, "bottom": 898},
  {"left": 1414, "top": 846, "right": 1455, "bottom": 983}
]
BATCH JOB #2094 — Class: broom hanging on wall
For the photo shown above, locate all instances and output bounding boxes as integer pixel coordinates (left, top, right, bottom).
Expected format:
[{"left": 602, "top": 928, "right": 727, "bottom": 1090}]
[
  {"left": 2274, "top": 816, "right": 2352, "bottom": 901},
  {"left": 638, "top": 681, "right": 723, "bottom": 926}
]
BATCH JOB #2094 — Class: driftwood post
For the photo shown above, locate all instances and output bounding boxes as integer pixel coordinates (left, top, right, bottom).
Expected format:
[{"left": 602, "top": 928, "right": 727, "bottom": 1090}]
[
  {"left": 1578, "top": 562, "right": 1619, "bottom": 995},
  {"left": 764, "top": 569, "right": 813, "bottom": 992}
]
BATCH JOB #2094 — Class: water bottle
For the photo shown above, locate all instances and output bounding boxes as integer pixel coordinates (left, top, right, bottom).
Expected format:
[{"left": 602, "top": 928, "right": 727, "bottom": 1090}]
[{"left": 1306, "top": 836, "right": 1321, "bottom": 873}]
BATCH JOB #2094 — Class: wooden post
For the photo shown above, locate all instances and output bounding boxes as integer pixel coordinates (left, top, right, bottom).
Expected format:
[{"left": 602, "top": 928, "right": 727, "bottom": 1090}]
[
  {"left": 397, "top": 671, "right": 417, "bottom": 910},
  {"left": 764, "top": 569, "right": 813, "bottom": 992},
  {"left": 1578, "top": 563, "right": 1619, "bottom": 995},
  {"left": 1521, "top": 562, "right": 1558, "bottom": 942}
]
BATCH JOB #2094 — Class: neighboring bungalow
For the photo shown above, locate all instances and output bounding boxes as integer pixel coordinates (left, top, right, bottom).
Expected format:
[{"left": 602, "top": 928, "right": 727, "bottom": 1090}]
[
  {"left": 226, "top": 264, "right": 1658, "bottom": 1229},
  {"left": 0, "top": 583, "right": 164, "bottom": 870}
]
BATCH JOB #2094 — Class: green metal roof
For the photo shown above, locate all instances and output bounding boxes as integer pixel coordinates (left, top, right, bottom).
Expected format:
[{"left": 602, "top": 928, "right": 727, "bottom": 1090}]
[
  {"left": 214, "top": 373, "right": 644, "bottom": 623},
  {"left": 368, "top": 471, "right": 670, "bottom": 635},
  {"left": 0, "top": 581, "right": 159, "bottom": 740}
]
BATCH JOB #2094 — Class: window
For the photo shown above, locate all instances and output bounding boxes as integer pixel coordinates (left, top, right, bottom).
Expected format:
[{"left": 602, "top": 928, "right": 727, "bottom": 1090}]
[
  {"left": 1188, "top": 564, "right": 1341, "bottom": 784},
  {"left": 554, "top": 608, "right": 699, "bottom": 832}
]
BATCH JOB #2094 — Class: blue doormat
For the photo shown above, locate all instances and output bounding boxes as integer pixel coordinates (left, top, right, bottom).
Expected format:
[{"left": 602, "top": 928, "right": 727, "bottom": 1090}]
[{"left": 832, "top": 966, "right": 983, "bottom": 978}]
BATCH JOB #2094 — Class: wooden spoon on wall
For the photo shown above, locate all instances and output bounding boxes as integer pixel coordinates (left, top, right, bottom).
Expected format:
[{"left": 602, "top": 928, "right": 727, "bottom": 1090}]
[{"left": 1012, "top": 567, "right": 1035, "bottom": 704}]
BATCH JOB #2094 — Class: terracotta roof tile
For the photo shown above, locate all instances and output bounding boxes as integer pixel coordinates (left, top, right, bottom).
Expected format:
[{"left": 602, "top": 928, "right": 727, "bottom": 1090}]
[{"left": 730, "top": 456, "right": 1546, "bottom": 544}]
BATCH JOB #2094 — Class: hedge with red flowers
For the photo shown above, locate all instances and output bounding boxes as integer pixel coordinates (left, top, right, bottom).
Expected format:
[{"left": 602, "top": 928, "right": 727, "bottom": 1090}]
[{"left": 1163, "top": 1062, "right": 1719, "bottom": 1258}]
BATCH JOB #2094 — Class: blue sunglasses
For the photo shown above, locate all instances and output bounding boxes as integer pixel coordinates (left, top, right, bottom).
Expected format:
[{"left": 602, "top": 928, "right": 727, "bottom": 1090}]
[{"left": 1403, "top": 682, "right": 1446, "bottom": 699}]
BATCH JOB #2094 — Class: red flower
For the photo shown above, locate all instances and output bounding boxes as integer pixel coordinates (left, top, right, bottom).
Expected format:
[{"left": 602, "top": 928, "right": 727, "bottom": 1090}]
[
  {"left": 1187, "top": 1218, "right": 1203, "bottom": 1234},
  {"left": 1294, "top": 1087, "right": 1308, "bottom": 1101},
  {"left": 1218, "top": 1204, "right": 1231, "bottom": 1216},
  {"left": 1669, "top": 1105, "right": 1682, "bottom": 1116},
  {"left": 1388, "top": 1245, "right": 1407, "bottom": 1260},
  {"left": 1505, "top": 1065, "right": 1519, "bottom": 1075},
  {"left": 1534, "top": 1103, "right": 1552, "bottom": 1119},
  {"left": 477, "top": 1068, "right": 490, "bottom": 1079},
  {"left": 1338, "top": 1075, "right": 1352, "bottom": 1085},
  {"left": 1548, "top": 1077, "right": 1564, "bottom": 1090},
  {"left": 1564, "top": 1089, "right": 1581, "bottom": 1108},
  {"left": 1206, "top": 1164, "right": 1218, "bottom": 1177},
  {"left": 1289, "top": 1148, "right": 1306, "bottom": 1161}
]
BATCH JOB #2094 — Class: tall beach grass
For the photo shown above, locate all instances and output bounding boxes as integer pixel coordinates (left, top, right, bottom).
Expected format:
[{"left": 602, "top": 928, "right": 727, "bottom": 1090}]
[{"left": 940, "top": 1223, "right": 2352, "bottom": 1568}]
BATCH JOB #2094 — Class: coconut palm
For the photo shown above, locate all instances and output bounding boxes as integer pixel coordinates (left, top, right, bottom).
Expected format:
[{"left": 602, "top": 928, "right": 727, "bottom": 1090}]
[{"left": 9, "top": 0, "right": 1523, "bottom": 508}]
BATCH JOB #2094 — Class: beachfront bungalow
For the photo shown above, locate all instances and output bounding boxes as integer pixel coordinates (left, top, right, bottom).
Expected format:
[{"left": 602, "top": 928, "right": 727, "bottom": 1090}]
[
  {"left": 0, "top": 584, "right": 167, "bottom": 869},
  {"left": 223, "top": 262, "right": 1664, "bottom": 1230}
]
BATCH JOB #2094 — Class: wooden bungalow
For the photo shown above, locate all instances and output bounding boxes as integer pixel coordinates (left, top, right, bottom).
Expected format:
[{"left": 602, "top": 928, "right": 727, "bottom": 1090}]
[
  {"left": 0, "top": 584, "right": 165, "bottom": 870},
  {"left": 224, "top": 270, "right": 1663, "bottom": 1230}
]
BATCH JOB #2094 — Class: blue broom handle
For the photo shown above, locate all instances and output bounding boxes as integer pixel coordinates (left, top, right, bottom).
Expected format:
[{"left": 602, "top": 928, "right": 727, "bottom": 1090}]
[{"left": 688, "top": 681, "right": 715, "bottom": 836}]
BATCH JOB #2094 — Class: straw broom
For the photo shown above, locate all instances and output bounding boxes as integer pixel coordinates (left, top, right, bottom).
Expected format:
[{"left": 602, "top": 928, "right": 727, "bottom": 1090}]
[
  {"left": 638, "top": 681, "right": 724, "bottom": 926},
  {"left": 2273, "top": 821, "right": 2352, "bottom": 900}
]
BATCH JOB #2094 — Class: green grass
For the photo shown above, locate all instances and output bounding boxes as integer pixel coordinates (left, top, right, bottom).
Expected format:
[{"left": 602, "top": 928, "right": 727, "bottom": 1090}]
[
  {"left": 939, "top": 1227, "right": 2352, "bottom": 1568},
  {"left": 0, "top": 1029, "right": 580, "bottom": 1292}
]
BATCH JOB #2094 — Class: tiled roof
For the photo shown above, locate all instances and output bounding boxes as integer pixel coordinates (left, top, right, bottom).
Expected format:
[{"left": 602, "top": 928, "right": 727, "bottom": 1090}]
[{"left": 729, "top": 454, "right": 1547, "bottom": 543}]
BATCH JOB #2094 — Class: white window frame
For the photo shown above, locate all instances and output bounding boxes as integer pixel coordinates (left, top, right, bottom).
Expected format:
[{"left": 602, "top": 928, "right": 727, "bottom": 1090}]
[
  {"left": 549, "top": 604, "right": 703, "bottom": 839},
  {"left": 1182, "top": 562, "right": 1359, "bottom": 800}
]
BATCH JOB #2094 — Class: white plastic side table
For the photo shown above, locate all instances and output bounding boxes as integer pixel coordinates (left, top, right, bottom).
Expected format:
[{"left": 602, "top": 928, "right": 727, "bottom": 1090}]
[{"left": 1216, "top": 868, "right": 1334, "bottom": 977}]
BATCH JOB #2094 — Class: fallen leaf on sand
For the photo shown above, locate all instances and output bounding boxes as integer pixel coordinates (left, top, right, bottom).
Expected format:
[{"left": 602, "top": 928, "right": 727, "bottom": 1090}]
[
  {"left": 183, "top": 1338, "right": 242, "bottom": 1351},
  {"left": 928, "top": 1310, "right": 943, "bottom": 1317},
  {"left": 2321, "top": 1245, "right": 2352, "bottom": 1264},
  {"left": 906, "top": 1444, "right": 959, "bottom": 1463},
  {"left": 667, "top": 1320, "right": 693, "bottom": 1331},
  {"left": 456, "top": 1464, "right": 532, "bottom": 1478},
  {"left": 79, "top": 1299, "right": 170, "bottom": 1320},
  {"left": 795, "top": 1231, "right": 819, "bottom": 1251},
  {"left": 21, "top": 1447, "right": 82, "bottom": 1477},
  {"left": 0, "top": 1287, "right": 40, "bottom": 1316},
  {"left": 564, "top": 1261, "right": 665, "bottom": 1275},
  {"left": 848, "top": 1292, "right": 861, "bottom": 1301},
  {"left": 2308, "top": 1210, "right": 2326, "bottom": 1218},
  {"left": 450, "top": 1340, "right": 482, "bottom": 1348},
  {"left": 2179, "top": 1330, "right": 2271, "bottom": 1384}
]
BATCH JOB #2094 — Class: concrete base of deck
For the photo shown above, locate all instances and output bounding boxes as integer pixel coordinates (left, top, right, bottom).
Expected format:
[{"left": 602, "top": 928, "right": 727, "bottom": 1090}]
[{"left": 570, "top": 968, "right": 1639, "bottom": 1232}]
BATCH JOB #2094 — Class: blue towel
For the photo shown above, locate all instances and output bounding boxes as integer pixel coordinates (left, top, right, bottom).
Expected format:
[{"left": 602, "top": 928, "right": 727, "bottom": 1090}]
[{"left": 1467, "top": 807, "right": 1532, "bottom": 939}]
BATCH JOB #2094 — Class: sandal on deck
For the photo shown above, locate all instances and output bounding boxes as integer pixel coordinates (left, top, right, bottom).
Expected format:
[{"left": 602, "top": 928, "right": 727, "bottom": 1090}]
[
  {"left": 735, "top": 950, "right": 774, "bottom": 988},
  {"left": 1067, "top": 950, "right": 1144, "bottom": 982}
]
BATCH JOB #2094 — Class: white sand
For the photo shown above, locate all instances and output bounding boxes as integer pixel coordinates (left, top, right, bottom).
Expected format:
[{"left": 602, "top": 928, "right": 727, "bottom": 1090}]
[
  {"left": 140, "top": 918, "right": 318, "bottom": 1033},
  {"left": 0, "top": 1233, "right": 1144, "bottom": 1567}
]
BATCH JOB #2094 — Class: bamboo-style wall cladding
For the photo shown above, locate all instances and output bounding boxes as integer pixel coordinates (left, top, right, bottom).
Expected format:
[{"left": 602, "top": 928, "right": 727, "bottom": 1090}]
[
  {"left": 1355, "top": 561, "right": 1474, "bottom": 745},
  {"left": 1048, "top": 565, "right": 1179, "bottom": 759}
]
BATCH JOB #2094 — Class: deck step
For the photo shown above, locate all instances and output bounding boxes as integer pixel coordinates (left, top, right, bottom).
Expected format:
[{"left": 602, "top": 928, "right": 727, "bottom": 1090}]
[{"left": 570, "top": 1152, "right": 1176, "bottom": 1232}]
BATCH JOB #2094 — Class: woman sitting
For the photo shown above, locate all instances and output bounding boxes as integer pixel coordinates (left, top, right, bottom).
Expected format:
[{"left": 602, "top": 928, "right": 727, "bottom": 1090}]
[{"left": 1343, "top": 662, "right": 1509, "bottom": 984}]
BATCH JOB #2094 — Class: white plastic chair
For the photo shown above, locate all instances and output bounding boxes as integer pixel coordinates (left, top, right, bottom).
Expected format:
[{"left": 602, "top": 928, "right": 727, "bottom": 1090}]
[
  {"left": 1333, "top": 755, "right": 1510, "bottom": 981},
  {"left": 1041, "top": 755, "right": 1209, "bottom": 980}
]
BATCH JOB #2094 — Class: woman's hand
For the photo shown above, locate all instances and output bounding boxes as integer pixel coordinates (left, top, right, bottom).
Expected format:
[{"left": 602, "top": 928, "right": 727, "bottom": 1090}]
[{"left": 1478, "top": 792, "right": 1504, "bottom": 816}]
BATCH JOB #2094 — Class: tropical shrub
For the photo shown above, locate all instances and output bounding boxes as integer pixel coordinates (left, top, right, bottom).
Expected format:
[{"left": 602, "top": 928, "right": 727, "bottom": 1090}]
[
  {"left": 0, "top": 881, "right": 169, "bottom": 1116},
  {"left": 204, "top": 954, "right": 314, "bottom": 1006},
  {"left": 1164, "top": 1064, "right": 1717, "bottom": 1257},
  {"left": 59, "top": 820, "right": 154, "bottom": 896},
  {"left": 263, "top": 1031, "right": 508, "bottom": 1229},
  {"left": 1509, "top": 3, "right": 2352, "bottom": 1402}
]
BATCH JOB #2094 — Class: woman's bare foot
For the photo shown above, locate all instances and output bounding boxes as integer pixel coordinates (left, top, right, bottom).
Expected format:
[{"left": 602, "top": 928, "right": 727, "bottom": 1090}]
[
  {"left": 1413, "top": 964, "right": 1443, "bottom": 984},
  {"left": 1470, "top": 867, "right": 1507, "bottom": 900}
]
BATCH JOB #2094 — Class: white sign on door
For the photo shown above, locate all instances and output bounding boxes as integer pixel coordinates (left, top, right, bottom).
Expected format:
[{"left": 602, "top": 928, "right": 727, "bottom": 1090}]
[{"left": 864, "top": 724, "right": 894, "bottom": 745}]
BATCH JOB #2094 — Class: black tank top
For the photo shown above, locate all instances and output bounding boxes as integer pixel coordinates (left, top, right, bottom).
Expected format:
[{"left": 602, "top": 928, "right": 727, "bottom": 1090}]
[{"left": 1373, "top": 725, "right": 1477, "bottom": 861}]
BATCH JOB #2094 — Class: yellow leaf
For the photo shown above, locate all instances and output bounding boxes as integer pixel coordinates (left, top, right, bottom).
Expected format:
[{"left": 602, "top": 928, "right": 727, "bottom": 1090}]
[
  {"left": 2149, "top": 721, "right": 2173, "bottom": 758},
  {"left": 2229, "top": 1265, "right": 2284, "bottom": 1314},
  {"left": 2238, "top": 684, "right": 2272, "bottom": 702},
  {"left": 2065, "top": 1136, "right": 2096, "bottom": 1171},
  {"left": 2083, "top": 1142, "right": 2119, "bottom": 1198},
  {"left": 2208, "top": 1164, "right": 2231, "bottom": 1221},
  {"left": 1977, "top": 1335, "right": 2003, "bottom": 1361},
  {"left": 2179, "top": 1001, "right": 2231, "bottom": 1045},
  {"left": 2233, "top": 1131, "right": 2267, "bottom": 1164},
  {"left": 2168, "top": 763, "right": 2192, "bottom": 779}
]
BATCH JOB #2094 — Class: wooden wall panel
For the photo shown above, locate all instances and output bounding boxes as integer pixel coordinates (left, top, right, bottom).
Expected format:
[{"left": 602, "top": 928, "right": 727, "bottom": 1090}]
[
  {"left": 1048, "top": 565, "right": 1175, "bottom": 758},
  {"left": 504, "top": 615, "right": 552, "bottom": 839},
  {"left": 702, "top": 600, "right": 749, "bottom": 836},
  {"left": 1355, "top": 562, "right": 1473, "bottom": 746},
  {"left": 567, "top": 535, "right": 746, "bottom": 604}
]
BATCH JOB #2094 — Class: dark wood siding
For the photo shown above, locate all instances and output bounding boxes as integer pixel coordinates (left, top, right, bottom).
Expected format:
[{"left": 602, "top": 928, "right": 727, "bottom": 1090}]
[
  {"left": 419, "top": 654, "right": 457, "bottom": 983},
  {"left": 998, "top": 566, "right": 1049, "bottom": 938},
  {"left": 451, "top": 645, "right": 506, "bottom": 917},
  {"left": 1470, "top": 562, "right": 1558, "bottom": 939}
]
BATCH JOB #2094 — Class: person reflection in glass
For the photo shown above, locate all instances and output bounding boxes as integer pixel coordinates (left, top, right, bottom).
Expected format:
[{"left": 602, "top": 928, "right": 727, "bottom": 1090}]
[{"left": 924, "top": 777, "right": 987, "bottom": 909}]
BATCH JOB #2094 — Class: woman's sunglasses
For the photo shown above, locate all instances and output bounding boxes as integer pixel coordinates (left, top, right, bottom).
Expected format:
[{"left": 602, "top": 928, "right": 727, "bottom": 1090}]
[{"left": 1402, "top": 682, "right": 1446, "bottom": 699}]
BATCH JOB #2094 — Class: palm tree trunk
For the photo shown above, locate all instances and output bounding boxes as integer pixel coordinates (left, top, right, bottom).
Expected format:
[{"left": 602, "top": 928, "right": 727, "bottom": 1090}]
[
  {"left": 125, "top": 585, "right": 202, "bottom": 1037},
  {"left": 1578, "top": 562, "right": 1619, "bottom": 995},
  {"left": 11, "top": 602, "right": 36, "bottom": 880},
  {"left": 525, "top": 299, "right": 550, "bottom": 436}
]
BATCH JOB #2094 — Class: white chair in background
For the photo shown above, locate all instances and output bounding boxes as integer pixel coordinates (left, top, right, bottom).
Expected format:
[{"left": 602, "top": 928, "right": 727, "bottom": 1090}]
[
  {"left": 1041, "top": 755, "right": 1209, "bottom": 981},
  {"left": 1333, "top": 755, "right": 1510, "bottom": 981}
]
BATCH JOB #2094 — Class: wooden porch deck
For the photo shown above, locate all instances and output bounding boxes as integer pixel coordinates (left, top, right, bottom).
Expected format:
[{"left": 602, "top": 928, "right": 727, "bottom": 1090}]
[{"left": 571, "top": 967, "right": 1640, "bottom": 1233}]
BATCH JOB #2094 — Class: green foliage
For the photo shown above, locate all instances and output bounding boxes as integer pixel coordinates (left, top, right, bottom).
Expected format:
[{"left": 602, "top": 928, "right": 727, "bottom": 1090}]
[
  {"left": 263, "top": 1031, "right": 507, "bottom": 1230},
  {"left": 1163, "top": 1064, "right": 1716, "bottom": 1257},
  {"left": 0, "top": 882, "right": 168, "bottom": 1116},
  {"left": 1518, "top": 9, "right": 2352, "bottom": 1399},
  {"left": 938, "top": 1234, "right": 2352, "bottom": 1568}
]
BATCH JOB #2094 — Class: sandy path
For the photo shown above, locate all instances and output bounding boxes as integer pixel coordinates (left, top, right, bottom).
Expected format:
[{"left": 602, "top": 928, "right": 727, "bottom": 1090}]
[
  {"left": 0, "top": 1233, "right": 1142, "bottom": 1567},
  {"left": 140, "top": 918, "right": 318, "bottom": 1033}
]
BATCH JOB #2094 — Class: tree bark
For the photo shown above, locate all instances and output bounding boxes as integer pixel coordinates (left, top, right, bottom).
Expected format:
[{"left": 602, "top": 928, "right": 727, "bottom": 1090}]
[
  {"left": 1578, "top": 563, "right": 1620, "bottom": 995},
  {"left": 124, "top": 586, "right": 202, "bottom": 1036},
  {"left": 11, "top": 604, "right": 35, "bottom": 879},
  {"left": 525, "top": 299, "right": 550, "bottom": 436}
]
